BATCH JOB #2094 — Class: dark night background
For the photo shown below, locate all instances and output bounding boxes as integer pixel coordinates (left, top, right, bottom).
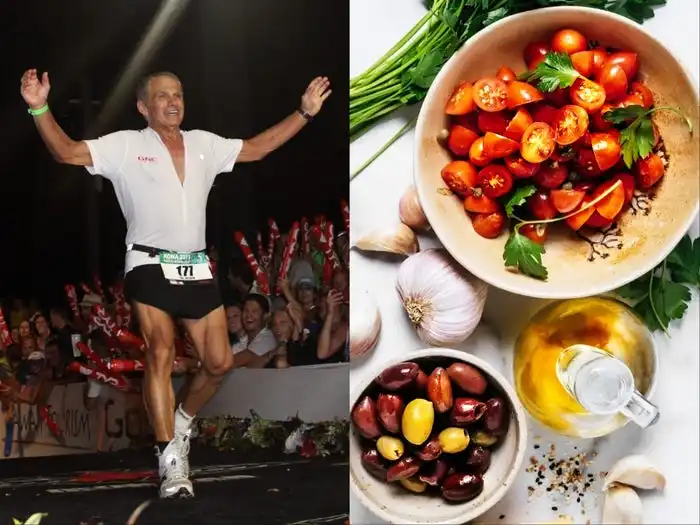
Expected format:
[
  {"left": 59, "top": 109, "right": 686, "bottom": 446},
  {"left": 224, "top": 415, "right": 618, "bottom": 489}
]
[{"left": 0, "top": 0, "right": 348, "bottom": 308}]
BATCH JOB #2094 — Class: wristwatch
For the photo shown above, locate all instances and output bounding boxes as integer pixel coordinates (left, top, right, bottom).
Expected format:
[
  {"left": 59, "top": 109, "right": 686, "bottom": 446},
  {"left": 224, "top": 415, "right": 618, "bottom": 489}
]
[{"left": 297, "top": 108, "right": 313, "bottom": 121}]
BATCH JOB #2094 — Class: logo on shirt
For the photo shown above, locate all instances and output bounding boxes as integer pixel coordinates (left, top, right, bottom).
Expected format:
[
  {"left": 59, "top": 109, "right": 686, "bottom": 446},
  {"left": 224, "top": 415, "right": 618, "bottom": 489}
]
[{"left": 137, "top": 156, "right": 157, "bottom": 163}]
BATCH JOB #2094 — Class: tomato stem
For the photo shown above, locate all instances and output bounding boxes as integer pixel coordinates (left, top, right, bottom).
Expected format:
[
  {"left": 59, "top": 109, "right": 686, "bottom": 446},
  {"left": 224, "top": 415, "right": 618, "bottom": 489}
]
[{"left": 648, "top": 106, "right": 693, "bottom": 134}]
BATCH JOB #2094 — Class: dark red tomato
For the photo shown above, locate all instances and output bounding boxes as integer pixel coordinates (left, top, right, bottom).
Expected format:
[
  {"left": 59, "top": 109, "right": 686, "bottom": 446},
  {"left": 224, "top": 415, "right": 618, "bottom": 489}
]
[
  {"left": 527, "top": 190, "right": 558, "bottom": 220},
  {"left": 472, "top": 211, "right": 506, "bottom": 239},
  {"left": 590, "top": 132, "right": 622, "bottom": 171},
  {"left": 574, "top": 181, "right": 596, "bottom": 193},
  {"left": 477, "top": 165, "right": 514, "bottom": 198},
  {"left": 469, "top": 137, "right": 491, "bottom": 167},
  {"left": 445, "top": 81, "right": 476, "bottom": 115},
  {"left": 551, "top": 145, "right": 576, "bottom": 162},
  {"left": 629, "top": 81, "right": 654, "bottom": 109},
  {"left": 504, "top": 108, "right": 533, "bottom": 141},
  {"left": 595, "top": 62, "right": 628, "bottom": 102},
  {"left": 609, "top": 172, "right": 636, "bottom": 204},
  {"left": 590, "top": 48, "right": 609, "bottom": 76},
  {"left": 591, "top": 104, "right": 616, "bottom": 131},
  {"left": 605, "top": 52, "right": 639, "bottom": 80},
  {"left": 523, "top": 41, "right": 550, "bottom": 67},
  {"left": 520, "top": 122, "right": 556, "bottom": 164},
  {"left": 464, "top": 189, "right": 501, "bottom": 214},
  {"left": 454, "top": 112, "right": 479, "bottom": 133},
  {"left": 570, "top": 50, "right": 594, "bottom": 77},
  {"left": 530, "top": 103, "right": 559, "bottom": 126},
  {"left": 574, "top": 131, "right": 593, "bottom": 148},
  {"left": 496, "top": 66, "right": 517, "bottom": 83},
  {"left": 570, "top": 78, "right": 606, "bottom": 113},
  {"left": 635, "top": 154, "right": 665, "bottom": 189},
  {"left": 585, "top": 211, "right": 614, "bottom": 229},
  {"left": 551, "top": 187, "right": 586, "bottom": 213},
  {"left": 553, "top": 105, "right": 590, "bottom": 145},
  {"left": 447, "top": 125, "right": 479, "bottom": 156},
  {"left": 534, "top": 160, "right": 568, "bottom": 189},
  {"left": 441, "top": 160, "right": 478, "bottom": 195},
  {"left": 477, "top": 111, "right": 510, "bottom": 135},
  {"left": 483, "top": 132, "right": 520, "bottom": 158},
  {"left": 551, "top": 28, "right": 588, "bottom": 55},
  {"left": 504, "top": 155, "right": 540, "bottom": 178},
  {"left": 576, "top": 148, "right": 603, "bottom": 178},
  {"left": 473, "top": 77, "right": 509, "bottom": 112},
  {"left": 545, "top": 87, "right": 570, "bottom": 107},
  {"left": 565, "top": 196, "right": 596, "bottom": 230},
  {"left": 520, "top": 223, "right": 548, "bottom": 244},
  {"left": 506, "top": 81, "right": 544, "bottom": 109}
]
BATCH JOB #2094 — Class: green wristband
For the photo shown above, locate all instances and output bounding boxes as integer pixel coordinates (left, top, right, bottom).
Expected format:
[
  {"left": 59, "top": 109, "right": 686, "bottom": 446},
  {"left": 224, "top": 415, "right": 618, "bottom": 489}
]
[{"left": 28, "top": 104, "right": 49, "bottom": 116}]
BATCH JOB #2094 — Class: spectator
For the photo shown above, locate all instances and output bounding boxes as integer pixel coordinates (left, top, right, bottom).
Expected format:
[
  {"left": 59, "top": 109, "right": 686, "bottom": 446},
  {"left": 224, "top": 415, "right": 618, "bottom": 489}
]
[
  {"left": 31, "top": 312, "right": 52, "bottom": 351},
  {"left": 50, "top": 307, "right": 78, "bottom": 365},
  {"left": 316, "top": 289, "right": 348, "bottom": 363},
  {"left": 231, "top": 295, "right": 279, "bottom": 368},
  {"left": 78, "top": 293, "right": 102, "bottom": 329},
  {"left": 225, "top": 303, "right": 245, "bottom": 345},
  {"left": 10, "top": 328, "right": 19, "bottom": 345},
  {"left": 18, "top": 319, "right": 32, "bottom": 340}
]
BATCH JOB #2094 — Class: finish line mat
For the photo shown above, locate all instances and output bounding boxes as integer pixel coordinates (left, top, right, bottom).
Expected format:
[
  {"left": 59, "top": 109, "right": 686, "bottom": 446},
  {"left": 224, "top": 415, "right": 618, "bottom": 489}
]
[{"left": 0, "top": 447, "right": 348, "bottom": 524}]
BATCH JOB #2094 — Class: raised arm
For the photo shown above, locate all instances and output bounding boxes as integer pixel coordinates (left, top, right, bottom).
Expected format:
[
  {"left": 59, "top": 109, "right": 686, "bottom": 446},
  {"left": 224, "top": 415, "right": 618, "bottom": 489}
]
[
  {"left": 20, "top": 69, "right": 93, "bottom": 166},
  {"left": 237, "top": 76, "right": 332, "bottom": 162}
]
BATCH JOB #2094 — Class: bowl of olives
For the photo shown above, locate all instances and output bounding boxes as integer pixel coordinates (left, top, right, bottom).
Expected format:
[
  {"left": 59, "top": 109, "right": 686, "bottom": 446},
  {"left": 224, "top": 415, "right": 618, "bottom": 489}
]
[{"left": 350, "top": 348, "right": 528, "bottom": 524}]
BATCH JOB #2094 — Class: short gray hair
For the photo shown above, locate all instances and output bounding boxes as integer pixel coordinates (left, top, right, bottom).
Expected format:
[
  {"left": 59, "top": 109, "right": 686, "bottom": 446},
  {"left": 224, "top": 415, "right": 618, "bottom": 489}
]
[{"left": 136, "top": 71, "right": 181, "bottom": 102}]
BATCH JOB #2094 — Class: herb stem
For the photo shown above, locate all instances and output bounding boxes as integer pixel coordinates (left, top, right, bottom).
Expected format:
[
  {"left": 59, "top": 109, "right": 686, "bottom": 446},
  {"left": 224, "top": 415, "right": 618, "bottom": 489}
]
[
  {"left": 350, "top": 115, "right": 418, "bottom": 180},
  {"left": 648, "top": 106, "right": 694, "bottom": 133},
  {"left": 648, "top": 261, "right": 670, "bottom": 337},
  {"left": 349, "top": 84, "right": 403, "bottom": 111}
]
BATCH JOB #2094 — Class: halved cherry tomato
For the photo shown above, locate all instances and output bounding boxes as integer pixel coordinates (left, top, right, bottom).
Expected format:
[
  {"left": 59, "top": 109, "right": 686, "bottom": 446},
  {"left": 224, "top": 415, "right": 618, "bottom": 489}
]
[
  {"left": 445, "top": 81, "right": 476, "bottom": 115},
  {"left": 478, "top": 111, "right": 510, "bottom": 135},
  {"left": 506, "top": 81, "right": 544, "bottom": 109},
  {"left": 483, "top": 132, "right": 520, "bottom": 158},
  {"left": 635, "top": 154, "right": 665, "bottom": 189},
  {"left": 534, "top": 160, "right": 568, "bottom": 189},
  {"left": 454, "top": 112, "right": 479, "bottom": 133},
  {"left": 590, "top": 131, "right": 621, "bottom": 171},
  {"left": 565, "top": 196, "right": 595, "bottom": 231},
  {"left": 504, "top": 108, "right": 533, "bottom": 141},
  {"left": 447, "top": 125, "right": 479, "bottom": 156},
  {"left": 576, "top": 148, "right": 602, "bottom": 178},
  {"left": 441, "top": 160, "right": 478, "bottom": 195},
  {"left": 585, "top": 211, "right": 614, "bottom": 229},
  {"left": 571, "top": 51, "right": 594, "bottom": 77},
  {"left": 595, "top": 62, "right": 628, "bottom": 102},
  {"left": 551, "top": 186, "right": 586, "bottom": 213},
  {"left": 520, "top": 122, "right": 556, "bottom": 164},
  {"left": 551, "top": 28, "right": 588, "bottom": 55},
  {"left": 469, "top": 137, "right": 491, "bottom": 167},
  {"left": 545, "top": 88, "right": 570, "bottom": 107},
  {"left": 520, "top": 223, "right": 548, "bottom": 244},
  {"left": 477, "top": 165, "right": 514, "bottom": 198},
  {"left": 591, "top": 104, "right": 616, "bottom": 131},
  {"left": 629, "top": 81, "right": 654, "bottom": 109},
  {"left": 575, "top": 131, "right": 593, "bottom": 148},
  {"left": 605, "top": 52, "right": 639, "bottom": 80},
  {"left": 524, "top": 41, "right": 550, "bottom": 68},
  {"left": 504, "top": 155, "right": 540, "bottom": 178},
  {"left": 591, "top": 179, "right": 625, "bottom": 219},
  {"left": 609, "top": 173, "right": 636, "bottom": 203},
  {"left": 590, "top": 48, "right": 609, "bottom": 76},
  {"left": 527, "top": 190, "right": 558, "bottom": 220},
  {"left": 554, "top": 105, "right": 590, "bottom": 145},
  {"left": 570, "top": 78, "right": 606, "bottom": 113},
  {"left": 473, "top": 77, "right": 509, "bottom": 112},
  {"left": 464, "top": 189, "right": 500, "bottom": 214},
  {"left": 530, "top": 103, "right": 559, "bottom": 126},
  {"left": 496, "top": 66, "right": 517, "bottom": 83},
  {"left": 472, "top": 211, "right": 506, "bottom": 239}
]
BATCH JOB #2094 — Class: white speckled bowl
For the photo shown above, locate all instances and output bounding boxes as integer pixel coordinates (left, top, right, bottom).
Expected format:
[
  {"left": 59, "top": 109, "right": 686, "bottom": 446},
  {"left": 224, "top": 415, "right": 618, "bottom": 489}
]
[{"left": 349, "top": 349, "right": 528, "bottom": 524}]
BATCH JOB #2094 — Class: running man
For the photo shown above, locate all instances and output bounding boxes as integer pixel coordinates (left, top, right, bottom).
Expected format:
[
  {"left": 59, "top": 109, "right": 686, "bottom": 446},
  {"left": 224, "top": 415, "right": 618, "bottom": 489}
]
[{"left": 20, "top": 68, "right": 331, "bottom": 498}]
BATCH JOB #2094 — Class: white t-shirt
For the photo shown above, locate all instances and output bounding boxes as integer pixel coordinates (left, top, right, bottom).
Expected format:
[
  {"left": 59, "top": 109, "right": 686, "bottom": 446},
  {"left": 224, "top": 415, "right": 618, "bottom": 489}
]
[
  {"left": 84, "top": 128, "right": 243, "bottom": 273},
  {"left": 232, "top": 328, "right": 277, "bottom": 356}
]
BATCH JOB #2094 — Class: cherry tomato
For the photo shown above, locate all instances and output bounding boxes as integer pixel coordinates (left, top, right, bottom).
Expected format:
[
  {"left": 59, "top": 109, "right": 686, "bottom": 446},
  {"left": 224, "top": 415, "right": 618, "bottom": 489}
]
[
  {"left": 609, "top": 173, "right": 636, "bottom": 204},
  {"left": 504, "top": 155, "right": 540, "bottom": 179},
  {"left": 571, "top": 50, "right": 594, "bottom": 77},
  {"left": 520, "top": 122, "right": 556, "bottom": 164},
  {"left": 472, "top": 211, "right": 506, "bottom": 239},
  {"left": 551, "top": 187, "right": 586, "bottom": 213},
  {"left": 591, "top": 179, "right": 626, "bottom": 219},
  {"left": 629, "top": 81, "right": 654, "bottom": 109},
  {"left": 605, "top": 52, "right": 639, "bottom": 80},
  {"left": 520, "top": 223, "right": 548, "bottom": 244},
  {"left": 483, "top": 132, "right": 520, "bottom": 158},
  {"left": 454, "top": 112, "right": 479, "bottom": 133},
  {"left": 570, "top": 78, "right": 606, "bottom": 113},
  {"left": 530, "top": 103, "right": 559, "bottom": 126},
  {"left": 565, "top": 196, "right": 596, "bottom": 230},
  {"left": 445, "top": 81, "right": 476, "bottom": 115},
  {"left": 527, "top": 190, "right": 558, "bottom": 220},
  {"left": 595, "top": 62, "right": 628, "bottom": 102},
  {"left": 551, "top": 145, "right": 576, "bottom": 162},
  {"left": 464, "top": 189, "right": 500, "bottom": 214},
  {"left": 590, "top": 132, "right": 621, "bottom": 171},
  {"left": 617, "top": 93, "right": 645, "bottom": 110},
  {"left": 496, "top": 66, "right": 517, "bottom": 83},
  {"left": 506, "top": 81, "right": 544, "bottom": 109},
  {"left": 576, "top": 148, "right": 603, "bottom": 178},
  {"left": 534, "top": 160, "right": 568, "bottom": 189},
  {"left": 469, "top": 137, "right": 491, "bottom": 167},
  {"left": 478, "top": 111, "right": 511, "bottom": 135},
  {"left": 590, "top": 48, "right": 609, "bottom": 76},
  {"left": 545, "top": 87, "right": 570, "bottom": 107},
  {"left": 591, "top": 104, "right": 616, "bottom": 131},
  {"left": 477, "top": 165, "right": 514, "bottom": 198},
  {"left": 473, "top": 77, "right": 509, "bottom": 112},
  {"left": 553, "top": 104, "right": 590, "bottom": 146},
  {"left": 441, "top": 160, "right": 478, "bottom": 195},
  {"left": 635, "top": 154, "right": 665, "bottom": 189},
  {"left": 447, "top": 125, "right": 479, "bottom": 156},
  {"left": 585, "top": 211, "right": 614, "bottom": 229},
  {"left": 574, "top": 181, "right": 596, "bottom": 193},
  {"left": 551, "top": 28, "right": 588, "bottom": 55},
  {"left": 504, "top": 108, "right": 533, "bottom": 141},
  {"left": 575, "top": 131, "right": 593, "bottom": 148},
  {"left": 528, "top": 55, "right": 547, "bottom": 70},
  {"left": 523, "top": 41, "right": 550, "bottom": 67}
]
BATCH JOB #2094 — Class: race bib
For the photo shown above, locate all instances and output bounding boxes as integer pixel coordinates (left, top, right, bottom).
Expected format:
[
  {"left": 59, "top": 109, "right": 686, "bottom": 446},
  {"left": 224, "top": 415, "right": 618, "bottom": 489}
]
[{"left": 159, "top": 252, "right": 213, "bottom": 282}]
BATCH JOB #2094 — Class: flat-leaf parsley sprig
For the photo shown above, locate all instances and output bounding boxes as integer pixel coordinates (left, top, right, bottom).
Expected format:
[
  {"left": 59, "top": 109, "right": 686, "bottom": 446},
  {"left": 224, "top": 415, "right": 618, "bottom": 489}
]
[{"left": 518, "top": 51, "right": 582, "bottom": 92}]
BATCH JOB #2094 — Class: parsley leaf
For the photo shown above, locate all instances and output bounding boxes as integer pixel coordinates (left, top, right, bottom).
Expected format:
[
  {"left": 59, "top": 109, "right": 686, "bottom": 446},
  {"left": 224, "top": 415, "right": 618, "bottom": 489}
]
[
  {"left": 666, "top": 234, "right": 700, "bottom": 286},
  {"left": 518, "top": 51, "right": 580, "bottom": 93},
  {"left": 604, "top": 105, "right": 648, "bottom": 124},
  {"left": 504, "top": 185, "right": 537, "bottom": 217},
  {"left": 503, "top": 227, "right": 548, "bottom": 280}
]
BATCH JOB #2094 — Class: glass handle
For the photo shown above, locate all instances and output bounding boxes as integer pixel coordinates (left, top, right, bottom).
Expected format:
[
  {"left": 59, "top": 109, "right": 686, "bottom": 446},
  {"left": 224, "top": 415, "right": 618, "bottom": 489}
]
[{"left": 621, "top": 390, "right": 659, "bottom": 428}]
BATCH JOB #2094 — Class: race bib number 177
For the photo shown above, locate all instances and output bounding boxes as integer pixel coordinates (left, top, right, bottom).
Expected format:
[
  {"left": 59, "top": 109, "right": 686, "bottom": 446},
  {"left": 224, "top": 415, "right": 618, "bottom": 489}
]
[{"left": 159, "top": 252, "right": 213, "bottom": 282}]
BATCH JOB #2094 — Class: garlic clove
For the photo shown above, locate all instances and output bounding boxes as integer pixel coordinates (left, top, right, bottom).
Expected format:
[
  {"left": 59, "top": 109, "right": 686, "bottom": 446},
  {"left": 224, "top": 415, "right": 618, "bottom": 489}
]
[
  {"left": 601, "top": 484, "right": 643, "bottom": 524},
  {"left": 354, "top": 223, "right": 419, "bottom": 256},
  {"left": 399, "top": 185, "right": 430, "bottom": 231},
  {"left": 349, "top": 288, "right": 381, "bottom": 360},
  {"left": 603, "top": 454, "right": 666, "bottom": 492}
]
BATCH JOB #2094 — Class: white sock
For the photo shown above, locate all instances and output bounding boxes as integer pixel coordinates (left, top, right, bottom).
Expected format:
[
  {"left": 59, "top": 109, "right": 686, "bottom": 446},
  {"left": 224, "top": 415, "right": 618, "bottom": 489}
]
[{"left": 174, "top": 404, "right": 194, "bottom": 436}]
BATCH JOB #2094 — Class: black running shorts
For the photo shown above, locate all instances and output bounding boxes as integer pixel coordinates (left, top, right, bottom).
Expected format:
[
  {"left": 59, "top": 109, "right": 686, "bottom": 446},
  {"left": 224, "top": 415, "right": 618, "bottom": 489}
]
[{"left": 124, "top": 264, "right": 222, "bottom": 320}]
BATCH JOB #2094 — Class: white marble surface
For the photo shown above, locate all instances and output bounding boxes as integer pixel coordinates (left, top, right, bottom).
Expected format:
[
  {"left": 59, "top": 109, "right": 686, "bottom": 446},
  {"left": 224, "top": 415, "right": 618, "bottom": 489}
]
[{"left": 349, "top": 1, "right": 700, "bottom": 523}]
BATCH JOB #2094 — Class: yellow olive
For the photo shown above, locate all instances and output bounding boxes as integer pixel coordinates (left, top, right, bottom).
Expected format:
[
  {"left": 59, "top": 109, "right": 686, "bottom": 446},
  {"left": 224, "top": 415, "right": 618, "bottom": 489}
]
[
  {"left": 376, "top": 436, "right": 405, "bottom": 461},
  {"left": 402, "top": 399, "right": 435, "bottom": 445},
  {"left": 438, "top": 427, "right": 470, "bottom": 453},
  {"left": 399, "top": 476, "right": 426, "bottom": 493}
]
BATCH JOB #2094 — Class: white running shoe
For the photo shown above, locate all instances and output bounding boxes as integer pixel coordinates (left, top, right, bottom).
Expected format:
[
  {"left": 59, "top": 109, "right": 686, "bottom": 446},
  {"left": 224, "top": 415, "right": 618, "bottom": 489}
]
[
  {"left": 174, "top": 427, "right": 192, "bottom": 478},
  {"left": 156, "top": 440, "right": 194, "bottom": 499}
]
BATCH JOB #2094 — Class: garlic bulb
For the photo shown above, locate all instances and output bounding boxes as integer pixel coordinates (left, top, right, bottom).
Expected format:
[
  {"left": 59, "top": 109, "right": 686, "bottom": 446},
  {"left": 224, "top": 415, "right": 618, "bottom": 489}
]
[
  {"left": 396, "top": 248, "right": 488, "bottom": 346},
  {"left": 602, "top": 484, "right": 643, "bottom": 524},
  {"left": 354, "top": 223, "right": 419, "bottom": 256},
  {"left": 349, "top": 287, "right": 381, "bottom": 359},
  {"left": 603, "top": 454, "right": 666, "bottom": 492},
  {"left": 399, "top": 185, "right": 430, "bottom": 231}
]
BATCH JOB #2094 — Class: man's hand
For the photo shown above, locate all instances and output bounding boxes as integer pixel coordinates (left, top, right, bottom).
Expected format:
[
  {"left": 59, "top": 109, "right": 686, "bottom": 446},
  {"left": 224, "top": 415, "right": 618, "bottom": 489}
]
[
  {"left": 21, "top": 69, "right": 51, "bottom": 109},
  {"left": 300, "top": 76, "right": 331, "bottom": 116}
]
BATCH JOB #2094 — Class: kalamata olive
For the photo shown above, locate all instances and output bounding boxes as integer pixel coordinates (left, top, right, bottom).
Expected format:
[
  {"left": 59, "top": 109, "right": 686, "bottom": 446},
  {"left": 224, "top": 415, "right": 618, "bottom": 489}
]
[
  {"left": 415, "top": 369, "right": 428, "bottom": 390},
  {"left": 472, "top": 430, "right": 498, "bottom": 447},
  {"left": 419, "top": 458, "right": 449, "bottom": 486},
  {"left": 484, "top": 397, "right": 509, "bottom": 436},
  {"left": 375, "top": 362, "right": 420, "bottom": 391},
  {"left": 352, "top": 396, "right": 382, "bottom": 439},
  {"left": 386, "top": 456, "right": 421, "bottom": 482},
  {"left": 451, "top": 397, "right": 487, "bottom": 426},
  {"left": 438, "top": 427, "right": 470, "bottom": 454},
  {"left": 464, "top": 446, "right": 492, "bottom": 474},
  {"left": 361, "top": 448, "right": 388, "bottom": 480},
  {"left": 376, "top": 393, "right": 404, "bottom": 434},
  {"left": 441, "top": 473, "right": 484, "bottom": 502},
  {"left": 376, "top": 436, "right": 404, "bottom": 461},
  {"left": 415, "top": 435, "right": 442, "bottom": 461},
  {"left": 402, "top": 399, "right": 434, "bottom": 445},
  {"left": 427, "top": 367, "right": 454, "bottom": 413},
  {"left": 446, "top": 362, "right": 488, "bottom": 395},
  {"left": 399, "top": 476, "right": 427, "bottom": 493}
]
